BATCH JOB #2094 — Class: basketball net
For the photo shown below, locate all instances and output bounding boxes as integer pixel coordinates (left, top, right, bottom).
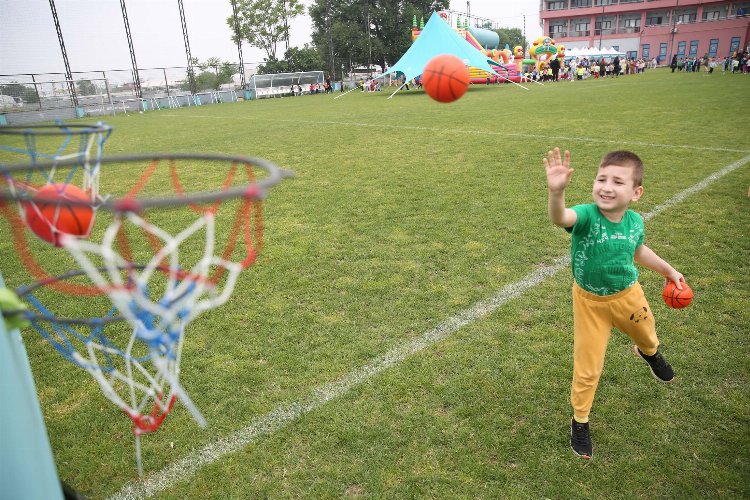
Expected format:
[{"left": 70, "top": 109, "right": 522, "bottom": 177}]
[
  {"left": 0, "top": 153, "right": 291, "bottom": 477},
  {"left": 0, "top": 121, "right": 112, "bottom": 199}
]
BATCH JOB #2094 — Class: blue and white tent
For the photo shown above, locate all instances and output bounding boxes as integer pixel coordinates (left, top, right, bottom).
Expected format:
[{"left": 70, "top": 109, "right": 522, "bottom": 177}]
[{"left": 377, "top": 12, "right": 501, "bottom": 85}]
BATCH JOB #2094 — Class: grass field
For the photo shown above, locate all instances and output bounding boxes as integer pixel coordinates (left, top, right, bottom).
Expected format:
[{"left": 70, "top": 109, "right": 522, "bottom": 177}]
[{"left": 1, "top": 68, "right": 749, "bottom": 499}]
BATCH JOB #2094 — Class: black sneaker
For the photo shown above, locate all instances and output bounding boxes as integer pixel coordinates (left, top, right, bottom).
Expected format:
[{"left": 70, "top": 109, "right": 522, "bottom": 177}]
[
  {"left": 570, "top": 419, "right": 593, "bottom": 459},
  {"left": 634, "top": 346, "right": 675, "bottom": 382}
]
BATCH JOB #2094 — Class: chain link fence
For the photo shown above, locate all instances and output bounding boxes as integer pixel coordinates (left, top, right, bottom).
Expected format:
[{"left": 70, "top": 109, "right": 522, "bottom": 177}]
[
  {"left": 0, "top": 58, "right": 385, "bottom": 125},
  {"left": 0, "top": 62, "right": 273, "bottom": 125}
]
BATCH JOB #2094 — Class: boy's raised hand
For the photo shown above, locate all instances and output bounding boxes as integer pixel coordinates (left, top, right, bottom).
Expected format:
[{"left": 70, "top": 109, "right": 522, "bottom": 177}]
[{"left": 543, "top": 147, "right": 573, "bottom": 193}]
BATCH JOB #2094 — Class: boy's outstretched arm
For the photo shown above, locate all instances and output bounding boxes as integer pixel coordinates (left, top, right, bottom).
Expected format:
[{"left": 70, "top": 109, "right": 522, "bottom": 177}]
[
  {"left": 544, "top": 147, "right": 577, "bottom": 228},
  {"left": 634, "top": 244, "right": 685, "bottom": 289}
]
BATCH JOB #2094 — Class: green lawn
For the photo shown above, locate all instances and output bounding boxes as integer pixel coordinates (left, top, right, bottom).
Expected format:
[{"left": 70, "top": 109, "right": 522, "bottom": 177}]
[{"left": 2, "top": 68, "right": 749, "bottom": 499}]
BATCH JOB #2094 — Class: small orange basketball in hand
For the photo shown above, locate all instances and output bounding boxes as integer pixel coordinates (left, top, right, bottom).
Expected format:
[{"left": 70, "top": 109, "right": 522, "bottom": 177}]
[
  {"left": 23, "top": 183, "right": 94, "bottom": 247},
  {"left": 663, "top": 279, "right": 693, "bottom": 309},
  {"left": 422, "top": 54, "right": 470, "bottom": 103}
]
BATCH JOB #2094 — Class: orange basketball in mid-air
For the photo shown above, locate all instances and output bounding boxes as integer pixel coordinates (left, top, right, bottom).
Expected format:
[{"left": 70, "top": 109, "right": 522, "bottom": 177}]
[
  {"left": 422, "top": 54, "right": 470, "bottom": 103},
  {"left": 23, "top": 183, "right": 94, "bottom": 247},
  {"left": 662, "top": 279, "right": 694, "bottom": 309}
]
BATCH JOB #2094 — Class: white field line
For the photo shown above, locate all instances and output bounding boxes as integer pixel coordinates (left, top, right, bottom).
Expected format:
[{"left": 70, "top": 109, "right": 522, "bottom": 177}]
[
  {"left": 160, "top": 113, "right": 750, "bottom": 154},
  {"left": 111, "top": 153, "right": 750, "bottom": 499}
]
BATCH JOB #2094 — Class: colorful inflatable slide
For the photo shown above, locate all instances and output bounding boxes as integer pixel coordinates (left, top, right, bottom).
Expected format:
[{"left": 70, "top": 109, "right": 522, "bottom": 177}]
[{"left": 411, "top": 13, "right": 523, "bottom": 83}]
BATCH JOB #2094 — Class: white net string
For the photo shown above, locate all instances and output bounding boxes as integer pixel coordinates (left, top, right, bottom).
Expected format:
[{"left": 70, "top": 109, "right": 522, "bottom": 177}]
[
  {"left": 1, "top": 122, "right": 111, "bottom": 203},
  {"left": 60, "top": 211, "right": 246, "bottom": 476}
]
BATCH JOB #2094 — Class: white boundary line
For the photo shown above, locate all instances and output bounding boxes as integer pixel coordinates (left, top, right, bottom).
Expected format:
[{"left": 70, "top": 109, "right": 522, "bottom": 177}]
[
  {"left": 112, "top": 154, "right": 750, "bottom": 499},
  {"left": 160, "top": 114, "right": 750, "bottom": 154}
]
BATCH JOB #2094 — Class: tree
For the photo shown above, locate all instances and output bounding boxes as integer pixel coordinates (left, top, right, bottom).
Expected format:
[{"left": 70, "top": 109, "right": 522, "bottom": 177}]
[
  {"left": 179, "top": 57, "right": 237, "bottom": 91},
  {"left": 257, "top": 58, "right": 287, "bottom": 74},
  {"left": 256, "top": 45, "right": 326, "bottom": 74},
  {"left": 76, "top": 79, "right": 98, "bottom": 96},
  {"left": 308, "top": 1, "right": 447, "bottom": 78},
  {"left": 228, "top": 0, "right": 304, "bottom": 62},
  {"left": 285, "top": 45, "right": 327, "bottom": 72},
  {"left": 494, "top": 27, "right": 527, "bottom": 52},
  {"left": 0, "top": 83, "right": 39, "bottom": 104}
]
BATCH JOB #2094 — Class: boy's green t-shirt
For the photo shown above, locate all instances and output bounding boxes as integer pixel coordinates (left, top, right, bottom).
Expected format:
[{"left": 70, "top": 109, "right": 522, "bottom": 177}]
[{"left": 565, "top": 203, "right": 644, "bottom": 296}]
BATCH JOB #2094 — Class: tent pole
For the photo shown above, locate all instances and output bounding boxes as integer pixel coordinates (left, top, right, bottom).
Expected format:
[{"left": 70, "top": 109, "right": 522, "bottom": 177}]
[
  {"left": 334, "top": 84, "right": 361, "bottom": 99},
  {"left": 387, "top": 82, "right": 407, "bottom": 100},
  {"left": 494, "top": 71, "right": 529, "bottom": 90},
  {"left": 522, "top": 73, "right": 544, "bottom": 85}
]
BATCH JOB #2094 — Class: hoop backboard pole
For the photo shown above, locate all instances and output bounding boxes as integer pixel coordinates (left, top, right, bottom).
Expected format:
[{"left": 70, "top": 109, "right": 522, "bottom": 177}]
[{"left": 0, "top": 273, "right": 64, "bottom": 500}]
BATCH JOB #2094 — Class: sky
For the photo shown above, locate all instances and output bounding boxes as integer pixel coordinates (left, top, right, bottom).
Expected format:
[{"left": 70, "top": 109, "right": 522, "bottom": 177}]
[{"left": 0, "top": 0, "right": 543, "bottom": 78}]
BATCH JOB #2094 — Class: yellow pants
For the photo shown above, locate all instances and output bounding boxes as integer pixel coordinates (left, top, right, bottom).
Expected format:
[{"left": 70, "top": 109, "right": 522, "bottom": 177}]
[{"left": 571, "top": 281, "right": 659, "bottom": 419}]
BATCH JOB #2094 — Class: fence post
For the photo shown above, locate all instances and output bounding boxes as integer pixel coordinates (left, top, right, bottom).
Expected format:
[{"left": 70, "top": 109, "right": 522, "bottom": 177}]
[
  {"left": 103, "top": 72, "right": 115, "bottom": 117},
  {"left": 164, "top": 68, "right": 171, "bottom": 97}
]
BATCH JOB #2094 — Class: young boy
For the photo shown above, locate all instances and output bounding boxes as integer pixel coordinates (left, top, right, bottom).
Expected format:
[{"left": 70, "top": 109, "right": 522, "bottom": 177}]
[{"left": 543, "top": 147, "right": 684, "bottom": 459}]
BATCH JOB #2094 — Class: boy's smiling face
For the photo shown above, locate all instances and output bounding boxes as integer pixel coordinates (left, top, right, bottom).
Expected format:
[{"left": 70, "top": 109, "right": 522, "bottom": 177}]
[{"left": 592, "top": 163, "right": 644, "bottom": 221}]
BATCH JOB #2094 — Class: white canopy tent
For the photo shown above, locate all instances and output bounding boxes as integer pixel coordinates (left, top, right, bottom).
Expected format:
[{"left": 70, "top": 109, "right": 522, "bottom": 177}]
[{"left": 564, "top": 46, "right": 625, "bottom": 59}]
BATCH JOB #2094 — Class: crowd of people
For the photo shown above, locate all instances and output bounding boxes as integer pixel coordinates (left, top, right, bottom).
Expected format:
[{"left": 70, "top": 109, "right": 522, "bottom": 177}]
[
  {"left": 290, "top": 49, "right": 748, "bottom": 95},
  {"left": 524, "top": 56, "right": 649, "bottom": 82},
  {"left": 669, "top": 50, "right": 749, "bottom": 74},
  {"left": 358, "top": 76, "right": 385, "bottom": 92},
  {"left": 288, "top": 76, "right": 341, "bottom": 96},
  {"left": 521, "top": 50, "right": 749, "bottom": 82}
]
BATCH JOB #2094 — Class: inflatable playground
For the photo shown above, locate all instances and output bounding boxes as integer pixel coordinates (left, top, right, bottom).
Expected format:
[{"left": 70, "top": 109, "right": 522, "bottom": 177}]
[
  {"left": 411, "top": 12, "right": 524, "bottom": 84},
  {"left": 366, "top": 11, "right": 567, "bottom": 98},
  {"left": 409, "top": 12, "right": 541, "bottom": 84}
]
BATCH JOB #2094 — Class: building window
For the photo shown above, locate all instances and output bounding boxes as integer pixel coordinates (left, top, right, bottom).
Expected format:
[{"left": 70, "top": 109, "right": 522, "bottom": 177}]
[
  {"left": 594, "top": 19, "right": 613, "bottom": 35},
  {"left": 645, "top": 15, "right": 663, "bottom": 26},
  {"left": 627, "top": 50, "right": 637, "bottom": 59},
  {"left": 548, "top": 1, "right": 567, "bottom": 10},
  {"left": 677, "top": 41, "right": 686, "bottom": 57},
  {"left": 708, "top": 39, "right": 719, "bottom": 57},
  {"left": 689, "top": 40, "right": 699, "bottom": 57},
  {"left": 729, "top": 37, "right": 741, "bottom": 55},
  {"left": 594, "top": 0, "right": 617, "bottom": 5},
  {"left": 571, "top": 0, "right": 592, "bottom": 7},
  {"left": 703, "top": 10, "right": 721, "bottom": 20},
  {"left": 549, "top": 24, "right": 568, "bottom": 38},
  {"left": 624, "top": 19, "right": 641, "bottom": 28},
  {"left": 574, "top": 22, "right": 590, "bottom": 31},
  {"left": 659, "top": 43, "right": 667, "bottom": 60},
  {"left": 642, "top": 44, "right": 650, "bottom": 59},
  {"left": 676, "top": 13, "right": 697, "bottom": 23}
]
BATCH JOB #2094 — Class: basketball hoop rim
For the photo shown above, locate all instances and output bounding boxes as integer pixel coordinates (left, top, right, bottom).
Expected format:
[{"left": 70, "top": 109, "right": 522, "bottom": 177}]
[
  {"left": 0, "top": 152, "right": 293, "bottom": 210},
  {"left": 0, "top": 123, "right": 113, "bottom": 136}
]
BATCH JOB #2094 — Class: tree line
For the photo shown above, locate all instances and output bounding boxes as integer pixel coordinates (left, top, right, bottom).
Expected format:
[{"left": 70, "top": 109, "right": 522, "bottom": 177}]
[{"left": 230, "top": 0, "right": 527, "bottom": 78}]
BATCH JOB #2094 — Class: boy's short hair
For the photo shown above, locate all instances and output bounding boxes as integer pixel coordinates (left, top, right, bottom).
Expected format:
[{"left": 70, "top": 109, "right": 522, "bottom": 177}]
[{"left": 599, "top": 150, "right": 644, "bottom": 186}]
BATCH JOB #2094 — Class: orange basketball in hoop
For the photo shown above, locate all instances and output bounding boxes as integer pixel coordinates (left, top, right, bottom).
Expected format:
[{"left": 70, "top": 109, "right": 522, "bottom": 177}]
[
  {"left": 422, "top": 54, "right": 470, "bottom": 103},
  {"left": 662, "top": 279, "right": 694, "bottom": 309},
  {"left": 23, "top": 183, "right": 94, "bottom": 247}
]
